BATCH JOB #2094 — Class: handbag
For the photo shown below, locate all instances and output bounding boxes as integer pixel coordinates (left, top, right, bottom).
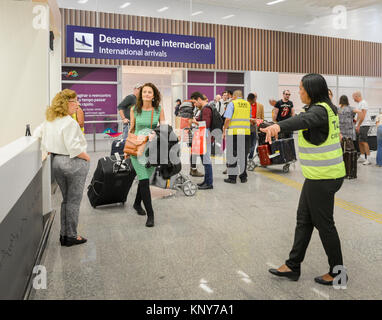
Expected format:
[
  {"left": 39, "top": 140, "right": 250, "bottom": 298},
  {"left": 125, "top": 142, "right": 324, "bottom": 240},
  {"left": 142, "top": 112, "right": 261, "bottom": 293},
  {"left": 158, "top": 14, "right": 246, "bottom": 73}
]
[{"left": 124, "top": 109, "right": 154, "bottom": 157}]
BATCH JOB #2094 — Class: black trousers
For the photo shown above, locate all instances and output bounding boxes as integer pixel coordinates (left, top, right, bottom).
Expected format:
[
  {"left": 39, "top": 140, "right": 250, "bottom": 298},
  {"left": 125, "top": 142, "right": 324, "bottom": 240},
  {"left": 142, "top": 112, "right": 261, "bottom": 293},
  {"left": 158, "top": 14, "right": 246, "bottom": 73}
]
[
  {"left": 226, "top": 134, "right": 250, "bottom": 180},
  {"left": 285, "top": 178, "right": 344, "bottom": 276}
]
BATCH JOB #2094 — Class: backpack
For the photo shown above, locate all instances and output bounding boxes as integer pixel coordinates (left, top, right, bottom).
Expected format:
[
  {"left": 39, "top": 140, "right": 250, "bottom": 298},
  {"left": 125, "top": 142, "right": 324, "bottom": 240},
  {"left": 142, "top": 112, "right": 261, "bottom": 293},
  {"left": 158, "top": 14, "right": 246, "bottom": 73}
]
[{"left": 201, "top": 102, "right": 223, "bottom": 131}]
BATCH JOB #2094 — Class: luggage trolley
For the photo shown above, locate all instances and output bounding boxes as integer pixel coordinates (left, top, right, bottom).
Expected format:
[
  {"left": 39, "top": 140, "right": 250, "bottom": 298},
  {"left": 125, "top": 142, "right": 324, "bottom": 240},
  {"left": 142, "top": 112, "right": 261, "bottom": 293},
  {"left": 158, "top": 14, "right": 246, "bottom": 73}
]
[
  {"left": 247, "top": 129, "right": 297, "bottom": 173},
  {"left": 149, "top": 127, "right": 198, "bottom": 197}
]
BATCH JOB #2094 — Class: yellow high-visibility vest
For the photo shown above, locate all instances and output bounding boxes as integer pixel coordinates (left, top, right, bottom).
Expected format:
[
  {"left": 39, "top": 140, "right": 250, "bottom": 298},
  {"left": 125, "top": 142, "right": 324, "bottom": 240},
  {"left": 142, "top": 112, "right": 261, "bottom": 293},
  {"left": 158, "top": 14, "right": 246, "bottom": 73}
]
[
  {"left": 298, "top": 102, "right": 345, "bottom": 180},
  {"left": 228, "top": 98, "right": 251, "bottom": 135}
]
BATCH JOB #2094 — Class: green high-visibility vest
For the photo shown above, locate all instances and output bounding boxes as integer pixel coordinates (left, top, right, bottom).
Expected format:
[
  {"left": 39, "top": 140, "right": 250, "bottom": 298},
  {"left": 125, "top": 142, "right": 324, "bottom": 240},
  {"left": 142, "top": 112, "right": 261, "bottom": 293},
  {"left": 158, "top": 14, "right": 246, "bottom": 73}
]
[
  {"left": 228, "top": 99, "right": 251, "bottom": 135},
  {"left": 298, "top": 102, "right": 346, "bottom": 180}
]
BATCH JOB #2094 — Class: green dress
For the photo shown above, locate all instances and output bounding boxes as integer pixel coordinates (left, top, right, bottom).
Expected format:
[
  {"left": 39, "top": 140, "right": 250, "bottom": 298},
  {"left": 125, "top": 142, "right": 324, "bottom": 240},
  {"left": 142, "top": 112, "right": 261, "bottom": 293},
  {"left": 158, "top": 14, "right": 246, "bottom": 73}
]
[{"left": 131, "top": 106, "right": 161, "bottom": 180}]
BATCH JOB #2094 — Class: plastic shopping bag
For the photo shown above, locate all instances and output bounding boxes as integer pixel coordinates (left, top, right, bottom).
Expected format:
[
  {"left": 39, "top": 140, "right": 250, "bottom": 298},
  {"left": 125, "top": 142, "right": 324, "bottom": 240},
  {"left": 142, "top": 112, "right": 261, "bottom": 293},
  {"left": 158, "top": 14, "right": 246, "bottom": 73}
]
[{"left": 191, "top": 126, "right": 207, "bottom": 155}]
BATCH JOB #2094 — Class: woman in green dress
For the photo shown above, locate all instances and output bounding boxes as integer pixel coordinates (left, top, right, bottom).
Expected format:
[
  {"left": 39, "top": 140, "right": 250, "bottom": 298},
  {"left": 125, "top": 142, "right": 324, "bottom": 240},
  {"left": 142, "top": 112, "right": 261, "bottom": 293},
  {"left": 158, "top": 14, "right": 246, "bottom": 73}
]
[{"left": 129, "top": 83, "right": 165, "bottom": 227}]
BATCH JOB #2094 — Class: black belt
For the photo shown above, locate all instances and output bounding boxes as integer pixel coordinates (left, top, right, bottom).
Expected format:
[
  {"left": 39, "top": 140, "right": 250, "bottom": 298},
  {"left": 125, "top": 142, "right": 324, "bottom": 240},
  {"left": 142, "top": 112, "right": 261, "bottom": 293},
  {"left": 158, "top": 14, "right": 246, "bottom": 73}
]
[{"left": 51, "top": 153, "right": 67, "bottom": 157}]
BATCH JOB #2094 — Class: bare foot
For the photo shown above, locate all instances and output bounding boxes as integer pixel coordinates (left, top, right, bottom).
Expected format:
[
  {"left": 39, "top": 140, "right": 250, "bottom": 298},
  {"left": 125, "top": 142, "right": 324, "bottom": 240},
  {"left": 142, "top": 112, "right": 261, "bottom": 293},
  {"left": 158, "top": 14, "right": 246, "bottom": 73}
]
[
  {"left": 319, "top": 273, "right": 334, "bottom": 281},
  {"left": 277, "top": 264, "right": 293, "bottom": 272}
]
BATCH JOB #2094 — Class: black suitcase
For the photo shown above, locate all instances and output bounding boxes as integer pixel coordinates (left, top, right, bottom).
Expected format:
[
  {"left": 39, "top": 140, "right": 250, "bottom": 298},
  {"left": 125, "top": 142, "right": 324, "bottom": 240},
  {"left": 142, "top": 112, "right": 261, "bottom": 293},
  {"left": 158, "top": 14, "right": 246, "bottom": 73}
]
[
  {"left": 343, "top": 151, "right": 357, "bottom": 179},
  {"left": 341, "top": 138, "right": 357, "bottom": 179},
  {"left": 111, "top": 138, "right": 126, "bottom": 157},
  {"left": 87, "top": 155, "right": 136, "bottom": 208},
  {"left": 270, "top": 138, "right": 296, "bottom": 164},
  {"left": 367, "top": 136, "right": 377, "bottom": 151}
]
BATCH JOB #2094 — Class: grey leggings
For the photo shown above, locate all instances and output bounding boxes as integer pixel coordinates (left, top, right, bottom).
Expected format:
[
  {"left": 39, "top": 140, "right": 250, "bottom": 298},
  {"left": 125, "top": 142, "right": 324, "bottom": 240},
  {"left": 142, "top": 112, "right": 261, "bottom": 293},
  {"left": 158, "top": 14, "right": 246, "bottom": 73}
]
[{"left": 52, "top": 155, "right": 89, "bottom": 238}]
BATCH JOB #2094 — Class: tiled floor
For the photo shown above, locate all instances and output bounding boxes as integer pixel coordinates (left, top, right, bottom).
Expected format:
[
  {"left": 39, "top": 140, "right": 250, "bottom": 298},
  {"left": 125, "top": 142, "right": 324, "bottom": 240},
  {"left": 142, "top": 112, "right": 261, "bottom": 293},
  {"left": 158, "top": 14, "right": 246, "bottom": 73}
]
[{"left": 30, "top": 148, "right": 382, "bottom": 300}]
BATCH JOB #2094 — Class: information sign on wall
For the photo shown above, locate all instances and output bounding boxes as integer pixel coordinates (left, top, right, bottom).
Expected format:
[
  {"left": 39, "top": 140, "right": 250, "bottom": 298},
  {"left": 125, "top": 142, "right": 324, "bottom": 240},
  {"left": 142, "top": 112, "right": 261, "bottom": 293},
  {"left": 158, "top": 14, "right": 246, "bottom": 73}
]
[{"left": 66, "top": 25, "right": 215, "bottom": 64}]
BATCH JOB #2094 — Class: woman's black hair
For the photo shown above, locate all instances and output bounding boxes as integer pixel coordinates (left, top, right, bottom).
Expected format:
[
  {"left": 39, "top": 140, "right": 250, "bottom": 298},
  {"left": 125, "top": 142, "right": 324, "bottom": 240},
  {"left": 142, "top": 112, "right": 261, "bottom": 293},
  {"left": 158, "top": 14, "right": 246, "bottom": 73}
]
[
  {"left": 301, "top": 73, "right": 337, "bottom": 114},
  {"left": 339, "top": 95, "right": 349, "bottom": 106}
]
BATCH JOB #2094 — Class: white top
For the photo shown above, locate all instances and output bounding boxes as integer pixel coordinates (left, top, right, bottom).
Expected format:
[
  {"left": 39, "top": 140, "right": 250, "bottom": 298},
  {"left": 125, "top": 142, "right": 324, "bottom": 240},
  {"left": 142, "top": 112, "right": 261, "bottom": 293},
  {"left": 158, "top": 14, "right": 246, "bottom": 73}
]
[
  {"left": 33, "top": 116, "right": 87, "bottom": 158},
  {"left": 358, "top": 100, "right": 372, "bottom": 126}
]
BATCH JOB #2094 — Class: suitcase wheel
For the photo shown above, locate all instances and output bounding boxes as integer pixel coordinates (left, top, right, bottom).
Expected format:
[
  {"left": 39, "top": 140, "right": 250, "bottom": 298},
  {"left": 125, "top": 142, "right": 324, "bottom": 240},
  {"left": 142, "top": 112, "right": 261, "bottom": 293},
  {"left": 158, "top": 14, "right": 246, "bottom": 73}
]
[
  {"left": 282, "top": 164, "right": 290, "bottom": 173},
  {"left": 247, "top": 159, "right": 257, "bottom": 171},
  {"left": 182, "top": 181, "right": 197, "bottom": 196}
]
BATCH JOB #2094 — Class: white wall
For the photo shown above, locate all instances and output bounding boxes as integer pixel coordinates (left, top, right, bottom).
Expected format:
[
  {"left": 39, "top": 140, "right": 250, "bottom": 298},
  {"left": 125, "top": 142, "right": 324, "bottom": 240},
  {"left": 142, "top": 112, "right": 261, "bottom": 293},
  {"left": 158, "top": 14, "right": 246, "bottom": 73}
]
[
  {"left": 49, "top": 33, "right": 62, "bottom": 102},
  {"left": 0, "top": 1, "right": 49, "bottom": 148},
  {"left": 246, "top": 71, "right": 279, "bottom": 121}
]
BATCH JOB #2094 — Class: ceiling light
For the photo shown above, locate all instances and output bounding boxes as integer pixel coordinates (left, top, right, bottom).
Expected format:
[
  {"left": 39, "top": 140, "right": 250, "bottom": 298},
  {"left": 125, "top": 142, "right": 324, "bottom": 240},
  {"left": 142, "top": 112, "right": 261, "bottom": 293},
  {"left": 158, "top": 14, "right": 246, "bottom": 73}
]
[
  {"left": 78, "top": 0, "right": 88, "bottom": 4},
  {"left": 267, "top": 0, "right": 286, "bottom": 5},
  {"left": 157, "top": 7, "right": 169, "bottom": 12},
  {"left": 120, "top": 2, "right": 131, "bottom": 9},
  {"left": 222, "top": 14, "right": 235, "bottom": 19},
  {"left": 191, "top": 11, "right": 203, "bottom": 16}
]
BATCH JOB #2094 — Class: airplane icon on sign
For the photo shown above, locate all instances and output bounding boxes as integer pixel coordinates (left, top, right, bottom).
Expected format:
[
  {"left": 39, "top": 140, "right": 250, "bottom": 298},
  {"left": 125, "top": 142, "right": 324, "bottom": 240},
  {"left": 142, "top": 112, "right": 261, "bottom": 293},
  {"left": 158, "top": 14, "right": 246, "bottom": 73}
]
[
  {"left": 75, "top": 35, "right": 92, "bottom": 47},
  {"left": 73, "top": 32, "right": 94, "bottom": 53}
]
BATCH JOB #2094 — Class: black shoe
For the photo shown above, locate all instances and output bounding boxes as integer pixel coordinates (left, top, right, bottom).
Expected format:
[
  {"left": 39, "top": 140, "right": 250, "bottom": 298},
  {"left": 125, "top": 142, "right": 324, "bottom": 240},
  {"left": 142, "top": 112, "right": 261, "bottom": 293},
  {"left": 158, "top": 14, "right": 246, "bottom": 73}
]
[
  {"left": 59, "top": 235, "right": 67, "bottom": 246},
  {"left": 314, "top": 274, "right": 349, "bottom": 286},
  {"left": 198, "top": 184, "right": 213, "bottom": 190},
  {"left": 224, "top": 178, "right": 236, "bottom": 184},
  {"left": 145, "top": 216, "right": 154, "bottom": 227},
  {"left": 240, "top": 177, "right": 248, "bottom": 183},
  {"left": 197, "top": 182, "right": 206, "bottom": 187},
  {"left": 268, "top": 269, "right": 300, "bottom": 281},
  {"left": 133, "top": 203, "right": 146, "bottom": 216},
  {"left": 65, "top": 236, "right": 87, "bottom": 247},
  {"left": 222, "top": 169, "right": 227, "bottom": 174}
]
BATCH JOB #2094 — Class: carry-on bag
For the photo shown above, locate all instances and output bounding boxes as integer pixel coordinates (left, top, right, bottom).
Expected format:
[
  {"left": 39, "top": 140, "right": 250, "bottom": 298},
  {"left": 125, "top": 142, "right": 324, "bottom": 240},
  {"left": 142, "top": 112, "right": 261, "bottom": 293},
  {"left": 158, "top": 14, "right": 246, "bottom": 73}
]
[
  {"left": 111, "top": 138, "right": 126, "bottom": 157},
  {"left": 258, "top": 144, "right": 272, "bottom": 166},
  {"left": 87, "top": 154, "right": 136, "bottom": 208},
  {"left": 270, "top": 138, "right": 297, "bottom": 164}
]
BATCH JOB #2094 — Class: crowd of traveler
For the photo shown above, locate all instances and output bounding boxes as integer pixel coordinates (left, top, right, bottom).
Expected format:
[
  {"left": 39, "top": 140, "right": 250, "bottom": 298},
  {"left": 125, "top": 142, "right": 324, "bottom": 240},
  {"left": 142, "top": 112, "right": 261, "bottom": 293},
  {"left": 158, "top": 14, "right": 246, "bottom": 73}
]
[{"left": 33, "top": 73, "right": 381, "bottom": 288}]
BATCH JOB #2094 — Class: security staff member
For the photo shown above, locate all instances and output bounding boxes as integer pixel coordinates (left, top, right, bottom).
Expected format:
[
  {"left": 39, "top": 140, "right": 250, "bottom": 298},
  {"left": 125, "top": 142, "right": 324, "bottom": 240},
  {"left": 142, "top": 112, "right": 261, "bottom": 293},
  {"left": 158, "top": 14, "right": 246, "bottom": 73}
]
[
  {"left": 261, "top": 74, "right": 347, "bottom": 286},
  {"left": 222, "top": 90, "right": 251, "bottom": 184}
]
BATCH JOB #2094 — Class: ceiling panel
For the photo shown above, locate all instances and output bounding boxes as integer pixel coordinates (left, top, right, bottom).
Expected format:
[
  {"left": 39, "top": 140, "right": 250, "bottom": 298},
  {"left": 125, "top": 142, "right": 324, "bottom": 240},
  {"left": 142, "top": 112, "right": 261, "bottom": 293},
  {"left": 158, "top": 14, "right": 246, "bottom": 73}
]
[{"left": 193, "top": 0, "right": 382, "bottom": 17}]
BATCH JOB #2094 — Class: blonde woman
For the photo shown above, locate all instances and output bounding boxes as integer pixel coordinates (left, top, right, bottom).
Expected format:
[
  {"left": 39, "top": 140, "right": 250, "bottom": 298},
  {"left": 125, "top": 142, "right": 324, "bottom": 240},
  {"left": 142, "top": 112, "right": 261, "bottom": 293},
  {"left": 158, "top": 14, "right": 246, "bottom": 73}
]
[{"left": 34, "top": 89, "right": 90, "bottom": 247}]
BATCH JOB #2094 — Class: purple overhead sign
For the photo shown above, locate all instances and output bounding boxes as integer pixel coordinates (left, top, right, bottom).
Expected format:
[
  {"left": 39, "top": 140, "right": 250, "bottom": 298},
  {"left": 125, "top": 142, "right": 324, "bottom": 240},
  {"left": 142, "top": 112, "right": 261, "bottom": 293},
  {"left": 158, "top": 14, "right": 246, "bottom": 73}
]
[{"left": 66, "top": 25, "right": 215, "bottom": 64}]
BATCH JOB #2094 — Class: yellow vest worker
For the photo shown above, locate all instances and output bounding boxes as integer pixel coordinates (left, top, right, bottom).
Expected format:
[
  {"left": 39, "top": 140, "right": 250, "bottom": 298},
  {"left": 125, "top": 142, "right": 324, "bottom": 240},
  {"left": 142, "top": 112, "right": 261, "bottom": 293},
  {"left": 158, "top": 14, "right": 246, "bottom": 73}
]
[
  {"left": 298, "top": 102, "right": 345, "bottom": 180},
  {"left": 227, "top": 98, "right": 251, "bottom": 135},
  {"left": 262, "top": 73, "right": 347, "bottom": 286}
]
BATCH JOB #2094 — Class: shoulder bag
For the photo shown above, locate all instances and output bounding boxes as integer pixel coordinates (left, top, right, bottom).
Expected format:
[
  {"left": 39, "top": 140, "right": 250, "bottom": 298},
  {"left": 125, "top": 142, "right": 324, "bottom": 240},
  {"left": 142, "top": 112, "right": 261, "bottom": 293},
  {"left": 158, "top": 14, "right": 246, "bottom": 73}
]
[{"left": 124, "top": 109, "right": 154, "bottom": 157}]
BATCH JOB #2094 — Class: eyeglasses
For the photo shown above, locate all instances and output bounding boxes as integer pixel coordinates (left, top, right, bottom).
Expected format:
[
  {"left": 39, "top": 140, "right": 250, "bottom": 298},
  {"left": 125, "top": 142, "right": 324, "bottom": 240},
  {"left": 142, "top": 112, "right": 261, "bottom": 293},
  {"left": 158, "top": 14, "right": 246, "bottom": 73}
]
[{"left": 284, "top": 94, "right": 291, "bottom": 96}]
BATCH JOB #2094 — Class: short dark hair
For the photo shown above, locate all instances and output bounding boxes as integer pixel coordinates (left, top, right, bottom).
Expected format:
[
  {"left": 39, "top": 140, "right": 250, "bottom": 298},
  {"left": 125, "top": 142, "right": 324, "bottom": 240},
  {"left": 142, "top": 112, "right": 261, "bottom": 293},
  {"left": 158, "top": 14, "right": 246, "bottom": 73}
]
[
  {"left": 301, "top": 73, "right": 337, "bottom": 114},
  {"left": 247, "top": 93, "right": 255, "bottom": 101},
  {"left": 176, "top": 99, "right": 181, "bottom": 103},
  {"left": 227, "top": 90, "right": 233, "bottom": 96},
  {"left": 190, "top": 91, "right": 205, "bottom": 100},
  {"left": 339, "top": 95, "right": 349, "bottom": 106}
]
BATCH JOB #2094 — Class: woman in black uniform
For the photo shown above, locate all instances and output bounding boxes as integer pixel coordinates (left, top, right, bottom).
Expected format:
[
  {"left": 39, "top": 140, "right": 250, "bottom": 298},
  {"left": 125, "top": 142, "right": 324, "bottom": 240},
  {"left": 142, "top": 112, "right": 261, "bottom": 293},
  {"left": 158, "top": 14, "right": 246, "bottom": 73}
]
[{"left": 261, "top": 74, "right": 347, "bottom": 286}]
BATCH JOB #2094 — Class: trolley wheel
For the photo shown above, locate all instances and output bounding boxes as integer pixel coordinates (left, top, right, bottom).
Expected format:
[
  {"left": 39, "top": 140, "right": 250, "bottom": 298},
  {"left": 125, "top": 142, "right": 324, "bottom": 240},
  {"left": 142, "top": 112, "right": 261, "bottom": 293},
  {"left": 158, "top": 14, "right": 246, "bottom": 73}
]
[
  {"left": 282, "top": 164, "right": 290, "bottom": 173},
  {"left": 176, "top": 175, "right": 186, "bottom": 185},
  {"left": 182, "top": 181, "right": 197, "bottom": 196},
  {"left": 247, "top": 159, "right": 256, "bottom": 171}
]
